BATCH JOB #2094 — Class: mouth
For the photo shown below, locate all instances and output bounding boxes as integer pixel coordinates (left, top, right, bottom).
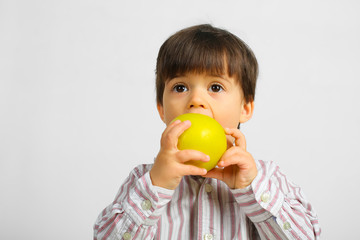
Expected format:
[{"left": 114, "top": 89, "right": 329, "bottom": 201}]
[{"left": 185, "top": 111, "right": 213, "bottom": 119}]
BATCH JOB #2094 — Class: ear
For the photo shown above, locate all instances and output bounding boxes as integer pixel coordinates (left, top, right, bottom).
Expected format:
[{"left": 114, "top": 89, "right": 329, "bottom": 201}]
[
  {"left": 239, "top": 101, "right": 254, "bottom": 123},
  {"left": 157, "top": 103, "right": 165, "bottom": 123}
]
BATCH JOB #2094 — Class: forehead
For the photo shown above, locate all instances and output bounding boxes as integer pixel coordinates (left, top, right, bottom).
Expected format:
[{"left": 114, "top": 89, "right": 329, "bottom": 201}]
[{"left": 163, "top": 53, "right": 237, "bottom": 82}]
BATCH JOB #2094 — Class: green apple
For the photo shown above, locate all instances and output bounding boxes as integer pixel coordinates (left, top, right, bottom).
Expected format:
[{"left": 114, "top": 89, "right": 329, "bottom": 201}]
[{"left": 172, "top": 113, "right": 227, "bottom": 171}]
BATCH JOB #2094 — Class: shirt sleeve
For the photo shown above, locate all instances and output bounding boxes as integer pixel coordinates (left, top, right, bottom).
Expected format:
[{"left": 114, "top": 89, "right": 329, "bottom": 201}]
[
  {"left": 93, "top": 164, "right": 174, "bottom": 240},
  {"left": 231, "top": 160, "right": 321, "bottom": 239}
]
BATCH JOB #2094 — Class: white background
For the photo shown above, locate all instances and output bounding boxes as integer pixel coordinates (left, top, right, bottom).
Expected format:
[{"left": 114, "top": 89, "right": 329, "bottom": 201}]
[{"left": 1, "top": 0, "right": 359, "bottom": 239}]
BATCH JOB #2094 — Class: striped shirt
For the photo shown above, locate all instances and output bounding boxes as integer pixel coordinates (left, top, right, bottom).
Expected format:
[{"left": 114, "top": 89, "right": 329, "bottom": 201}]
[{"left": 94, "top": 160, "right": 321, "bottom": 239}]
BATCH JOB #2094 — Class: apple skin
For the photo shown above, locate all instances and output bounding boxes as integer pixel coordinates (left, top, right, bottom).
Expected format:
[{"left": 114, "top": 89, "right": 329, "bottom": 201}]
[{"left": 172, "top": 113, "right": 227, "bottom": 171}]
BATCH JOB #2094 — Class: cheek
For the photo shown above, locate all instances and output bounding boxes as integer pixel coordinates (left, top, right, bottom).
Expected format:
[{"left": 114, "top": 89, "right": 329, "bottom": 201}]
[
  {"left": 216, "top": 107, "right": 241, "bottom": 129},
  {"left": 162, "top": 109, "right": 175, "bottom": 125},
  {"left": 162, "top": 103, "right": 181, "bottom": 125},
  {"left": 161, "top": 95, "right": 176, "bottom": 123},
  {"left": 213, "top": 93, "right": 243, "bottom": 126}
]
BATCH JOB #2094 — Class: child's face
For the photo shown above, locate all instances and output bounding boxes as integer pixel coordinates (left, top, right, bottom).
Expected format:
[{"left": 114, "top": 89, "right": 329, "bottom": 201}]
[{"left": 157, "top": 73, "right": 254, "bottom": 131}]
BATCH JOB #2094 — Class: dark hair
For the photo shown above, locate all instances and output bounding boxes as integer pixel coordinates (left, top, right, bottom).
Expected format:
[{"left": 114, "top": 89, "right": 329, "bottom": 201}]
[{"left": 156, "top": 24, "right": 258, "bottom": 105}]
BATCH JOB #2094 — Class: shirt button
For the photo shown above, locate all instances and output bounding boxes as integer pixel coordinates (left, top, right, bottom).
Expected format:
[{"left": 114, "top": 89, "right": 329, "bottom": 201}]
[
  {"left": 283, "top": 221, "right": 291, "bottom": 230},
  {"left": 123, "top": 232, "right": 131, "bottom": 240},
  {"left": 204, "top": 233, "right": 213, "bottom": 240},
  {"left": 141, "top": 199, "right": 152, "bottom": 210},
  {"left": 205, "top": 184, "right": 213, "bottom": 193},
  {"left": 261, "top": 192, "right": 271, "bottom": 203}
]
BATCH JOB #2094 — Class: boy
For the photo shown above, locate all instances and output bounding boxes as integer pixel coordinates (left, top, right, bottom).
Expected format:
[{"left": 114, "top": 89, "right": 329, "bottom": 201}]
[{"left": 94, "top": 24, "right": 320, "bottom": 239}]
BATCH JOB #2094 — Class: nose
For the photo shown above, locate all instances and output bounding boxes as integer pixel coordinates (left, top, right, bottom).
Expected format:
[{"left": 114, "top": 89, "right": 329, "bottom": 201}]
[{"left": 188, "top": 89, "right": 207, "bottom": 109}]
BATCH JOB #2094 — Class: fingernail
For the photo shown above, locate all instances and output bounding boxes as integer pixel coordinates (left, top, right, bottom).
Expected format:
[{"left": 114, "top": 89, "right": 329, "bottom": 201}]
[
  {"left": 206, "top": 155, "right": 210, "bottom": 161},
  {"left": 184, "top": 120, "right": 191, "bottom": 125}
]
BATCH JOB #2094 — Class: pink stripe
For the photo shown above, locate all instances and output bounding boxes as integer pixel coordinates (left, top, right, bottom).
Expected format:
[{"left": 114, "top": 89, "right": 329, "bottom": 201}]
[
  {"left": 198, "top": 184, "right": 203, "bottom": 240},
  {"left": 156, "top": 218, "right": 162, "bottom": 240},
  {"left": 141, "top": 176, "right": 159, "bottom": 202},
  {"left": 307, "top": 204, "right": 312, "bottom": 212},
  {"left": 208, "top": 184, "right": 214, "bottom": 236},
  {"left": 292, "top": 208, "right": 312, "bottom": 229},
  {"left": 127, "top": 197, "right": 146, "bottom": 221},
  {"left": 134, "top": 185, "right": 146, "bottom": 198},
  {"left": 238, "top": 220, "right": 241, "bottom": 240},
  {"left": 101, "top": 208, "right": 107, "bottom": 217},
  {"left": 247, "top": 208, "right": 266, "bottom": 217},
  {"left": 274, "top": 169, "right": 284, "bottom": 193},
  {"left": 283, "top": 207, "right": 312, "bottom": 239},
  {"left": 288, "top": 182, "right": 313, "bottom": 233},
  {"left": 311, "top": 219, "right": 319, "bottom": 224},
  {"left": 184, "top": 177, "right": 195, "bottom": 238},
  {"left": 158, "top": 192, "right": 172, "bottom": 199},
  {"left": 233, "top": 189, "right": 253, "bottom": 198},
  {"left": 278, "top": 171, "right": 291, "bottom": 192},
  {"left": 134, "top": 167, "right": 143, "bottom": 178},
  {"left": 217, "top": 181, "right": 224, "bottom": 240},
  {"left": 97, "top": 214, "right": 117, "bottom": 233},
  {"left": 239, "top": 199, "right": 257, "bottom": 207},
  {"left": 133, "top": 223, "right": 142, "bottom": 239},
  {"left": 114, "top": 174, "right": 135, "bottom": 204},
  {"left": 265, "top": 221, "right": 281, "bottom": 240},
  {"left": 256, "top": 223, "right": 270, "bottom": 240},
  {"left": 133, "top": 185, "right": 155, "bottom": 212},
  {"left": 129, "top": 222, "right": 136, "bottom": 231},
  {"left": 148, "top": 214, "right": 161, "bottom": 220},
  {"left": 254, "top": 160, "right": 267, "bottom": 193},
  {"left": 267, "top": 186, "right": 280, "bottom": 211},
  {"left": 177, "top": 180, "right": 184, "bottom": 240},
  {"left": 228, "top": 190, "right": 235, "bottom": 238},
  {"left": 167, "top": 204, "right": 173, "bottom": 239},
  {"left": 103, "top": 214, "right": 122, "bottom": 239},
  {"left": 145, "top": 227, "right": 152, "bottom": 238},
  {"left": 278, "top": 211, "right": 304, "bottom": 239},
  {"left": 289, "top": 184, "right": 302, "bottom": 201}
]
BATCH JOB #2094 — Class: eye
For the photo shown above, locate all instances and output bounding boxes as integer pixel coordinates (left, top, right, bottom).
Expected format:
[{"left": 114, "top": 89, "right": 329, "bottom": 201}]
[
  {"left": 209, "top": 83, "right": 224, "bottom": 93},
  {"left": 173, "top": 84, "right": 188, "bottom": 93}
]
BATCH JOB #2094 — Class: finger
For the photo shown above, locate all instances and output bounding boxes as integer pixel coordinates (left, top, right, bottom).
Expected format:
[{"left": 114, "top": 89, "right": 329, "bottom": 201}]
[
  {"left": 202, "top": 167, "right": 224, "bottom": 180},
  {"left": 179, "top": 164, "right": 207, "bottom": 176},
  {"left": 167, "top": 119, "right": 182, "bottom": 130},
  {"left": 217, "top": 149, "right": 251, "bottom": 168},
  {"left": 168, "top": 120, "right": 191, "bottom": 140},
  {"left": 161, "top": 120, "right": 191, "bottom": 148},
  {"left": 162, "top": 119, "right": 182, "bottom": 138},
  {"left": 160, "top": 120, "right": 180, "bottom": 143},
  {"left": 176, "top": 149, "right": 210, "bottom": 163},
  {"left": 225, "top": 128, "right": 246, "bottom": 150}
]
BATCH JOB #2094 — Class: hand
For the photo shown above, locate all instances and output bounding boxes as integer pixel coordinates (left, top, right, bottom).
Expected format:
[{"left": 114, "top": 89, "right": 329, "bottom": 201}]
[
  {"left": 150, "top": 120, "right": 210, "bottom": 190},
  {"left": 203, "top": 128, "right": 257, "bottom": 189}
]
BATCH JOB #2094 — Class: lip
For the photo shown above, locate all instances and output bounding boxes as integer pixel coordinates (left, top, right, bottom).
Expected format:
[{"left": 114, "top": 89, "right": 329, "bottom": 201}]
[{"left": 185, "top": 111, "right": 213, "bottom": 119}]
